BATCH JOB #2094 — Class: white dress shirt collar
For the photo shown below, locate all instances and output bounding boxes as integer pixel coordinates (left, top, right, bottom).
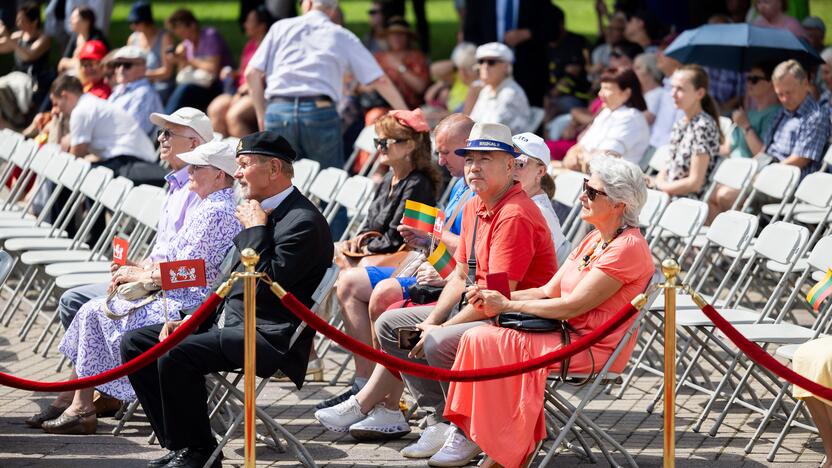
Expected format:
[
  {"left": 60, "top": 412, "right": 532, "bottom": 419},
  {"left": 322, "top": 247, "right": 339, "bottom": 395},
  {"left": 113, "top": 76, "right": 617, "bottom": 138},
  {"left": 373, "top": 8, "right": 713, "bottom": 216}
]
[{"left": 259, "top": 185, "right": 295, "bottom": 212}]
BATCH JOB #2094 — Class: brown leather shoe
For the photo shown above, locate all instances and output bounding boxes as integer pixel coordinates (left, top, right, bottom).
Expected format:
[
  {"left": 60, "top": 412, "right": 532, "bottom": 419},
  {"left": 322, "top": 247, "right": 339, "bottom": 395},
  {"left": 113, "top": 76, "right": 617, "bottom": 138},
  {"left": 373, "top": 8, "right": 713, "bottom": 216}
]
[
  {"left": 24, "top": 405, "right": 68, "bottom": 428},
  {"left": 93, "top": 392, "right": 123, "bottom": 418},
  {"left": 41, "top": 409, "right": 97, "bottom": 435}
]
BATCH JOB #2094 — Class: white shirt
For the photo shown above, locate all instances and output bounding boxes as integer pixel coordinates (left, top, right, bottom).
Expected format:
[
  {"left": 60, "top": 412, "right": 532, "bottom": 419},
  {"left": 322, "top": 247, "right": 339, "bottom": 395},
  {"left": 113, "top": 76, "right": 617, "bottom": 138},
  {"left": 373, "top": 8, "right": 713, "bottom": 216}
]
[
  {"left": 469, "top": 78, "right": 531, "bottom": 134},
  {"left": 531, "top": 193, "right": 570, "bottom": 267},
  {"left": 260, "top": 185, "right": 295, "bottom": 212},
  {"left": 248, "top": 10, "right": 384, "bottom": 104},
  {"left": 579, "top": 106, "right": 650, "bottom": 165},
  {"left": 649, "top": 78, "right": 685, "bottom": 148},
  {"left": 69, "top": 93, "right": 156, "bottom": 162}
]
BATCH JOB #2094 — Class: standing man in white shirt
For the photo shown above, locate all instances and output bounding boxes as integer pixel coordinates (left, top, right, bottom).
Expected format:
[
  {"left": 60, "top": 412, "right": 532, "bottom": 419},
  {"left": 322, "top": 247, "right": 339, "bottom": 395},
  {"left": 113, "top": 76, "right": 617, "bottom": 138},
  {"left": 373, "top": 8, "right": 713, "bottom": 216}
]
[
  {"left": 50, "top": 74, "right": 167, "bottom": 186},
  {"left": 246, "top": 0, "right": 407, "bottom": 169}
]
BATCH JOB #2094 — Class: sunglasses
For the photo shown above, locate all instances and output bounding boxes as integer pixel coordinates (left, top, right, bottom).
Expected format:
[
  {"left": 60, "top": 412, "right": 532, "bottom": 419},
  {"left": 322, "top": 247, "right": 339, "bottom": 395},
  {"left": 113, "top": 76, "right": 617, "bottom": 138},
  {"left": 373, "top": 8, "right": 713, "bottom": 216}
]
[
  {"left": 583, "top": 179, "right": 608, "bottom": 201},
  {"left": 115, "top": 62, "right": 135, "bottom": 70},
  {"left": 477, "top": 59, "right": 500, "bottom": 67},
  {"left": 373, "top": 138, "right": 406, "bottom": 151},
  {"left": 157, "top": 128, "right": 194, "bottom": 140},
  {"left": 746, "top": 75, "right": 768, "bottom": 84}
]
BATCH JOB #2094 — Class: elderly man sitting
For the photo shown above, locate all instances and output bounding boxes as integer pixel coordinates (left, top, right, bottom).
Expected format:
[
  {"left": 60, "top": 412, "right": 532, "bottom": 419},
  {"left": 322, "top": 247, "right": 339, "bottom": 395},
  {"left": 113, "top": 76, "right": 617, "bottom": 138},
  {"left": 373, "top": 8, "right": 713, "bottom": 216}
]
[{"left": 107, "top": 46, "right": 164, "bottom": 135}]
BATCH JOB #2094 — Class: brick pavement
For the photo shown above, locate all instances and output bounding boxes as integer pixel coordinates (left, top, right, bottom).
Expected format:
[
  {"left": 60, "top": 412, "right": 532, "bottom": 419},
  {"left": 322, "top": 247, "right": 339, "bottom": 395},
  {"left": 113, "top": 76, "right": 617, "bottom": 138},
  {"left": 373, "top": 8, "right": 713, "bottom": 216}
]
[{"left": 0, "top": 297, "right": 826, "bottom": 467}]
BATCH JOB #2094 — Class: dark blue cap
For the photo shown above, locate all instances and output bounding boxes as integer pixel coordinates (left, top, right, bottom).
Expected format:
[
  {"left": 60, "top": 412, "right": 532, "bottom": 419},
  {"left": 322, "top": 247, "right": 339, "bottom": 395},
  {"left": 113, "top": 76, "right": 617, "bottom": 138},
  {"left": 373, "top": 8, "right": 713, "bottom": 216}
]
[{"left": 127, "top": 2, "right": 153, "bottom": 24}]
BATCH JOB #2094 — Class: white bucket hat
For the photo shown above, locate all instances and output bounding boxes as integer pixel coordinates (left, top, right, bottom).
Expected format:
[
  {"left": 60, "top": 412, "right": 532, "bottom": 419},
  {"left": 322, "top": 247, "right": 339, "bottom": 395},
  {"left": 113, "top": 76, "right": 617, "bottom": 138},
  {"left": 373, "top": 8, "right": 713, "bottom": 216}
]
[
  {"left": 176, "top": 141, "right": 239, "bottom": 177},
  {"left": 512, "top": 132, "right": 551, "bottom": 165},
  {"left": 475, "top": 42, "right": 514, "bottom": 63},
  {"left": 455, "top": 122, "right": 520, "bottom": 157},
  {"left": 150, "top": 107, "right": 214, "bottom": 143}
]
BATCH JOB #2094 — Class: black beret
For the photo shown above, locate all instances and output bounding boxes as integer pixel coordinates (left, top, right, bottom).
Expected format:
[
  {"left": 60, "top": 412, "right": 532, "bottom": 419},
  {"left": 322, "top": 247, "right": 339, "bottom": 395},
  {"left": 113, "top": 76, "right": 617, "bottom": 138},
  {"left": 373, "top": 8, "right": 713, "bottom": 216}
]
[{"left": 236, "top": 131, "right": 297, "bottom": 163}]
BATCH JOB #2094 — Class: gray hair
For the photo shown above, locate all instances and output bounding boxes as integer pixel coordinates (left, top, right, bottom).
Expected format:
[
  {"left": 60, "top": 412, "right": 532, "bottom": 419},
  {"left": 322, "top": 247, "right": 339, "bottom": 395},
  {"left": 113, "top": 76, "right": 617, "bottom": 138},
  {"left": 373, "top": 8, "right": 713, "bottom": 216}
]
[
  {"left": 772, "top": 59, "right": 807, "bottom": 83},
  {"left": 451, "top": 42, "right": 477, "bottom": 73},
  {"left": 821, "top": 46, "right": 832, "bottom": 65},
  {"left": 635, "top": 52, "right": 663, "bottom": 84},
  {"left": 311, "top": 0, "right": 338, "bottom": 9},
  {"left": 589, "top": 156, "right": 647, "bottom": 227}
]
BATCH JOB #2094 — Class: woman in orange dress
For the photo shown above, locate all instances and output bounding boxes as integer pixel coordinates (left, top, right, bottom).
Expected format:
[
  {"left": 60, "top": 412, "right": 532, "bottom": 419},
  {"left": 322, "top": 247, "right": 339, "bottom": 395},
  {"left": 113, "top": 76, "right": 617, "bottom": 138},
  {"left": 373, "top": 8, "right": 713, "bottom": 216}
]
[{"left": 442, "top": 156, "right": 655, "bottom": 467}]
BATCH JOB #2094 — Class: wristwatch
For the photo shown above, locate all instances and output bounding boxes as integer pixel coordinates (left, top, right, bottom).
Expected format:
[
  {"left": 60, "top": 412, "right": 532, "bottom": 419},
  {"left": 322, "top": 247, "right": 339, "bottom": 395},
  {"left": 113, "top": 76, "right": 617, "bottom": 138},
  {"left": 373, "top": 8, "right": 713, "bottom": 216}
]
[{"left": 397, "top": 64, "right": 407, "bottom": 74}]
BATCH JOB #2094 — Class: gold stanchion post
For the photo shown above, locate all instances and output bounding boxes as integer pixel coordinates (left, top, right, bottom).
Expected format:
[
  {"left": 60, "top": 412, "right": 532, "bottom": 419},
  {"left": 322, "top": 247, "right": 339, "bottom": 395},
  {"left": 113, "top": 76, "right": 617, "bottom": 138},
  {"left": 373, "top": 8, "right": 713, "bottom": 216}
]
[
  {"left": 240, "top": 248, "right": 260, "bottom": 468},
  {"left": 661, "top": 258, "right": 680, "bottom": 468}
]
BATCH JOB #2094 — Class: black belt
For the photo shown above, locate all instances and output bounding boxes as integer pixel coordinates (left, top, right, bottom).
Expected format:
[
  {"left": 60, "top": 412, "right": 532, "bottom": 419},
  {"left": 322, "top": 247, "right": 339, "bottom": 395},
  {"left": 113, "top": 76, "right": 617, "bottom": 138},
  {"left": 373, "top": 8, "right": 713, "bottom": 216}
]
[{"left": 269, "top": 95, "right": 333, "bottom": 104}]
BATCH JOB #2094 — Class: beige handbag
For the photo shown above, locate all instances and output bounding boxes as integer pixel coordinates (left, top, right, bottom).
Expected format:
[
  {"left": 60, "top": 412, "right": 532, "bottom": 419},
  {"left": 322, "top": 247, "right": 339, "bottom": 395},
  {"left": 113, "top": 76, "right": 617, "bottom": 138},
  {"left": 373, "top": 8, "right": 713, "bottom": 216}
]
[
  {"left": 103, "top": 281, "right": 160, "bottom": 320},
  {"left": 175, "top": 66, "right": 214, "bottom": 88}
]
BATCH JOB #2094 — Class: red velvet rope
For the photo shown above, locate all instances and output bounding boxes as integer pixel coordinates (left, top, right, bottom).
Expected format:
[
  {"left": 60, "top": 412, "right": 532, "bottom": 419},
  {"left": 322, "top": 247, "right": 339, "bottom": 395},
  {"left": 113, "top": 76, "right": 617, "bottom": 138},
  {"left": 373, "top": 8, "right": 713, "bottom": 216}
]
[
  {"left": 0, "top": 293, "right": 223, "bottom": 392},
  {"left": 699, "top": 303, "right": 832, "bottom": 401},
  {"left": 280, "top": 291, "right": 640, "bottom": 382}
]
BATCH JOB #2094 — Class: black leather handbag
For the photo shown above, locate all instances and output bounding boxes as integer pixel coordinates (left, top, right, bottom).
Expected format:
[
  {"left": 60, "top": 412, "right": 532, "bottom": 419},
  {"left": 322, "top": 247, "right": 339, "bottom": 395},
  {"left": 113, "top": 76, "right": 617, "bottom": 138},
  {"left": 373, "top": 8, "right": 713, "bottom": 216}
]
[{"left": 407, "top": 283, "right": 444, "bottom": 304}]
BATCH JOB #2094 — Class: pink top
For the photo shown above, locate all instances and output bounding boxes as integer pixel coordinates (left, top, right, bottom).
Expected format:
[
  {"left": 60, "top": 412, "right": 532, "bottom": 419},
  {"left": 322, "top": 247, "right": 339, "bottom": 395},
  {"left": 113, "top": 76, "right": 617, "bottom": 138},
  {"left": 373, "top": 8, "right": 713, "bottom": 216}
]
[
  {"left": 753, "top": 14, "right": 806, "bottom": 39},
  {"left": 238, "top": 39, "right": 259, "bottom": 87}
]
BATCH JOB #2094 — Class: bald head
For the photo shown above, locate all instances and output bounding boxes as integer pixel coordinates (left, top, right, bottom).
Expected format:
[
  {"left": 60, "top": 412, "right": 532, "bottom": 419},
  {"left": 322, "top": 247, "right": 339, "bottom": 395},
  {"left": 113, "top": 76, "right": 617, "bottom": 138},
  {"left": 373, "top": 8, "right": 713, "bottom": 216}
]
[{"left": 434, "top": 114, "right": 474, "bottom": 178}]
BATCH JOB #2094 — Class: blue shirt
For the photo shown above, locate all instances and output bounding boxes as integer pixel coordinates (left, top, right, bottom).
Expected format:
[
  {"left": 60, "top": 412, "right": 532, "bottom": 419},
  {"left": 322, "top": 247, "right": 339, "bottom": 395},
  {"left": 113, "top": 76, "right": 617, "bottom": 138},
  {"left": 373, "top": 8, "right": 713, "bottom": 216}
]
[
  {"left": 108, "top": 78, "right": 164, "bottom": 135},
  {"left": 443, "top": 178, "right": 475, "bottom": 236},
  {"left": 764, "top": 96, "right": 831, "bottom": 179}
]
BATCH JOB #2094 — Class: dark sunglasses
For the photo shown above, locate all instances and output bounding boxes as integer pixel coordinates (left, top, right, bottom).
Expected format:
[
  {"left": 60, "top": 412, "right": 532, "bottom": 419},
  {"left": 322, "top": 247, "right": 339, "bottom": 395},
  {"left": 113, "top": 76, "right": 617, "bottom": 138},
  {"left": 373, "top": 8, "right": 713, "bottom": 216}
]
[
  {"left": 115, "top": 62, "right": 135, "bottom": 70},
  {"left": 477, "top": 59, "right": 500, "bottom": 67},
  {"left": 746, "top": 75, "right": 768, "bottom": 85},
  {"left": 583, "top": 179, "right": 608, "bottom": 201},
  {"left": 373, "top": 138, "right": 405, "bottom": 151},
  {"left": 157, "top": 128, "right": 193, "bottom": 140}
]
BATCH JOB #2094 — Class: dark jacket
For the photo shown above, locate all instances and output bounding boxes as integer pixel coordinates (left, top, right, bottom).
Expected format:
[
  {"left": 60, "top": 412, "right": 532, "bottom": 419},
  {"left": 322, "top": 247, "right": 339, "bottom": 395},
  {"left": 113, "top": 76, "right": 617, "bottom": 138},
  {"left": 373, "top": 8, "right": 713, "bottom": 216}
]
[
  {"left": 362, "top": 170, "right": 435, "bottom": 253},
  {"left": 219, "top": 187, "right": 333, "bottom": 387}
]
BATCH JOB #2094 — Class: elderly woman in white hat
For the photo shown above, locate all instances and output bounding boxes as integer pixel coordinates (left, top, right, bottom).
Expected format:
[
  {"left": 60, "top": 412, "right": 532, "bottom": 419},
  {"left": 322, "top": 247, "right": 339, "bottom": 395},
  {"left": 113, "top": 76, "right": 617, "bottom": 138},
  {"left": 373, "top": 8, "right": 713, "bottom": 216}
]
[
  {"left": 35, "top": 141, "right": 242, "bottom": 436},
  {"left": 468, "top": 42, "right": 532, "bottom": 133},
  {"left": 513, "top": 132, "right": 570, "bottom": 266}
]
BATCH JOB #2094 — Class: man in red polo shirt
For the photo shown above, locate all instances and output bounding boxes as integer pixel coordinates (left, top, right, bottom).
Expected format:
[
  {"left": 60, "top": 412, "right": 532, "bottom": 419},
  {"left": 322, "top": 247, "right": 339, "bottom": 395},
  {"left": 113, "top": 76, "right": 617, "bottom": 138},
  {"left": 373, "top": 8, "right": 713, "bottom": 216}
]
[{"left": 314, "top": 122, "right": 557, "bottom": 466}]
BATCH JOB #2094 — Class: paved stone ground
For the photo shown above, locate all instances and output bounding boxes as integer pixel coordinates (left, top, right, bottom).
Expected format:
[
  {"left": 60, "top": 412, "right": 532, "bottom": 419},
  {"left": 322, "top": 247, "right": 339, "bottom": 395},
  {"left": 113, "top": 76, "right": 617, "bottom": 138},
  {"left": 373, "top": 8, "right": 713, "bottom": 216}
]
[{"left": 0, "top": 292, "right": 826, "bottom": 467}]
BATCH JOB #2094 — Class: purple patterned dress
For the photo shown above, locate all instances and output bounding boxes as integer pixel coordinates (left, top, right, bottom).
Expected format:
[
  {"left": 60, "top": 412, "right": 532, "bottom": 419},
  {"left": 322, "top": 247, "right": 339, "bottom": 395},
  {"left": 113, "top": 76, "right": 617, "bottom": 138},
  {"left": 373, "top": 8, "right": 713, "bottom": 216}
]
[{"left": 59, "top": 188, "right": 242, "bottom": 400}]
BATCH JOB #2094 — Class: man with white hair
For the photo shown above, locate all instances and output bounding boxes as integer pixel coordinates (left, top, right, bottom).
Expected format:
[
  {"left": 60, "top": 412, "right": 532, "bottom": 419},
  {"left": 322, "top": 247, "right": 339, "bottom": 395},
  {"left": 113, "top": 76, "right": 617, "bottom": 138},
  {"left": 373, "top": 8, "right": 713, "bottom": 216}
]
[
  {"left": 107, "top": 46, "right": 163, "bottom": 135},
  {"left": 246, "top": 0, "right": 407, "bottom": 169},
  {"left": 468, "top": 42, "right": 531, "bottom": 133}
]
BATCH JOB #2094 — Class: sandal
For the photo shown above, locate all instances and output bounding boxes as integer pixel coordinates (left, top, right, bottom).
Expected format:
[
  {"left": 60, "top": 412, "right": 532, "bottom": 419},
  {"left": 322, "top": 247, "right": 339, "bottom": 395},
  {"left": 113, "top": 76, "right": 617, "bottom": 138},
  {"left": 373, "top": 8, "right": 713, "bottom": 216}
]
[
  {"left": 24, "top": 405, "right": 68, "bottom": 428},
  {"left": 41, "top": 409, "right": 97, "bottom": 435}
]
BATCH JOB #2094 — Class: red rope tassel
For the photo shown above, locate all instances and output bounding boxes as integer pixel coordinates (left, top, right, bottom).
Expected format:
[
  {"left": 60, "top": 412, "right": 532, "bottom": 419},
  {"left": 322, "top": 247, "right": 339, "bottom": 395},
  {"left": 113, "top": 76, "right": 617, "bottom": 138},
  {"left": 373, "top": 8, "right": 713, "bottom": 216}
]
[
  {"left": 699, "top": 303, "right": 832, "bottom": 401},
  {"left": 280, "top": 292, "right": 640, "bottom": 382},
  {"left": 0, "top": 293, "right": 224, "bottom": 392}
]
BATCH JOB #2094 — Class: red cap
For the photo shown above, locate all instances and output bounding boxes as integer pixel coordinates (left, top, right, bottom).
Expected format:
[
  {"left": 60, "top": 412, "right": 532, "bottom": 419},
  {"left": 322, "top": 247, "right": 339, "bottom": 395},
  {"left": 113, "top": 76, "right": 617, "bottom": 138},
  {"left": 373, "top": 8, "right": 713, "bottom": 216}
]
[{"left": 78, "top": 40, "right": 108, "bottom": 61}]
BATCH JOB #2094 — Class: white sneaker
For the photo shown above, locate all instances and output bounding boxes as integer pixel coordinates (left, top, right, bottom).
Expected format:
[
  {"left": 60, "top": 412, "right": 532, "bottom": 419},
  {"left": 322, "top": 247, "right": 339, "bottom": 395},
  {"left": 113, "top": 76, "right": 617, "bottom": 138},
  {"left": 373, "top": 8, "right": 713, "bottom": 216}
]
[
  {"left": 401, "top": 422, "right": 454, "bottom": 458},
  {"left": 428, "top": 426, "right": 482, "bottom": 467},
  {"left": 314, "top": 395, "right": 366, "bottom": 433},
  {"left": 348, "top": 405, "right": 411, "bottom": 440}
]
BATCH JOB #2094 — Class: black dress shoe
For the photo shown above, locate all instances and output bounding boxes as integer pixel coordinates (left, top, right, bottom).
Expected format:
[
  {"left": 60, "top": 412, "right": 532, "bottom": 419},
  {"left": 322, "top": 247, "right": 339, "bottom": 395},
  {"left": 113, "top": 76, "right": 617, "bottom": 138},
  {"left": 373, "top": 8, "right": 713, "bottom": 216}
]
[
  {"left": 164, "top": 446, "right": 222, "bottom": 468},
  {"left": 147, "top": 449, "right": 179, "bottom": 468},
  {"left": 315, "top": 383, "right": 359, "bottom": 410}
]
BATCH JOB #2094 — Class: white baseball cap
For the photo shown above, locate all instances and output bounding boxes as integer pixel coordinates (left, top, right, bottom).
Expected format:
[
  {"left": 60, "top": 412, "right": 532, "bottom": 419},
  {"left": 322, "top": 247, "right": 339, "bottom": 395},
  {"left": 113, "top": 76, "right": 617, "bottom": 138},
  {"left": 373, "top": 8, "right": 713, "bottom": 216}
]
[
  {"left": 176, "top": 141, "right": 239, "bottom": 176},
  {"left": 512, "top": 132, "right": 551, "bottom": 165},
  {"left": 150, "top": 107, "right": 214, "bottom": 143},
  {"left": 111, "top": 46, "right": 147, "bottom": 62},
  {"left": 475, "top": 42, "right": 514, "bottom": 63}
]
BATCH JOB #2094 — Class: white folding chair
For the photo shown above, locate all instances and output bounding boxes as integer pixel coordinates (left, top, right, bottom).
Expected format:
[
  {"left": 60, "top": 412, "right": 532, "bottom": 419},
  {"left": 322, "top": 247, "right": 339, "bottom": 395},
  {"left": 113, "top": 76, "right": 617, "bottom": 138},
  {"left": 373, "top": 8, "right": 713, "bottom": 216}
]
[
  {"left": 324, "top": 175, "right": 375, "bottom": 242},
  {"left": 552, "top": 170, "right": 586, "bottom": 241},
  {"left": 701, "top": 157, "right": 757, "bottom": 211},
  {"left": 292, "top": 158, "right": 321, "bottom": 195},
  {"left": 647, "top": 198, "right": 708, "bottom": 266},
  {"left": 638, "top": 189, "right": 669, "bottom": 239},
  {"left": 342, "top": 125, "right": 378, "bottom": 176},
  {"left": 644, "top": 144, "right": 670, "bottom": 175},
  {"left": 527, "top": 106, "right": 545, "bottom": 132},
  {"left": 307, "top": 167, "right": 348, "bottom": 209}
]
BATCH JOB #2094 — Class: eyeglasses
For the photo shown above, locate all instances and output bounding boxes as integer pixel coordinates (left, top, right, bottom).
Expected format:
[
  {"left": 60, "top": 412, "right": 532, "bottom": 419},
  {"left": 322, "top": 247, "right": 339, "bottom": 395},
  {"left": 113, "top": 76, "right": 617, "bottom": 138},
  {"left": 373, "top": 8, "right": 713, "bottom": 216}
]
[
  {"left": 115, "top": 62, "right": 135, "bottom": 70},
  {"left": 515, "top": 155, "right": 528, "bottom": 169},
  {"left": 477, "top": 59, "right": 500, "bottom": 67},
  {"left": 373, "top": 138, "right": 406, "bottom": 151},
  {"left": 187, "top": 164, "right": 216, "bottom": 173},
  {"left": 157, "top": 128, "right": 194, "bottom": 140},
  {"left": 583, "top": 179, "right": 608, "bottom": 201},
  {"left": 746, "top": 75, "right": 768, "bottom": 85}
]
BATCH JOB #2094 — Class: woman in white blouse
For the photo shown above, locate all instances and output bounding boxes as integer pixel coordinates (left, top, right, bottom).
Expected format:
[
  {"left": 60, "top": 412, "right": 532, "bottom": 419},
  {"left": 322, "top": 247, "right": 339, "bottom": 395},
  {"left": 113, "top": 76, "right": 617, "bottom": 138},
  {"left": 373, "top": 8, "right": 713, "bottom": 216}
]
[
  {"left": 561, "top": 67, "right": 650, "bottom": 170},
  {"left": 468, "top": 42, "right": 531, "bottom": 134}
]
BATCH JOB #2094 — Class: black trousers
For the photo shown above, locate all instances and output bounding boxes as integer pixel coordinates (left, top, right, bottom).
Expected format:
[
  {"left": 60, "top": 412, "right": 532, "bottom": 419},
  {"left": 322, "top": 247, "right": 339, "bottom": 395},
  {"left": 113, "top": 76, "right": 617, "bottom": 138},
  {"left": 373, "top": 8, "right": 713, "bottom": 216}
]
[
  {"left": 120, "top": 322, "right": 285, "bottom": 450},
  {"left": 97, "top": 156, "right": 168, "bottom": 188}
]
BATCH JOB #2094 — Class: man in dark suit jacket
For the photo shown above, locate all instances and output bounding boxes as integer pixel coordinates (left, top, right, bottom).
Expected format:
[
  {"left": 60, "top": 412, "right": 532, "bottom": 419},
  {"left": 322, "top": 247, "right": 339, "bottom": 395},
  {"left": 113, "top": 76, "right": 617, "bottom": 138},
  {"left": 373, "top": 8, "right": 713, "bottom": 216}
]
[
  {"left": 463, "top": 0, "right": 556, "bottom": 107},
  {"left": 121, "top": 131, "right": 333, "bottom": 468}
]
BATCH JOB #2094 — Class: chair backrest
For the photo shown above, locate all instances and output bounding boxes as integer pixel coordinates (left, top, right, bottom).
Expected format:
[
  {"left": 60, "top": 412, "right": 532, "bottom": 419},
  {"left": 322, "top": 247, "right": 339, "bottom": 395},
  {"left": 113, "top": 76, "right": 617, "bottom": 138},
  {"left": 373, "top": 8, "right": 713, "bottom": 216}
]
[
  {"left": 820, "top": 144, "right": 832, "bottom": 172},
  {"left": 41, "top": 152, "right": 70, "bottom": 183},
  {"left": 121, "top": 185, "right": 166, "bottom": 220},
  {"left": 655, "top": 198, "right": 708, "bottom": 238},
  {"left": 28, "top": 144, "right": 60, "bottom": 176},
  {"left": 0, "top": 250, "right": 14, "bottom": 285},
  {"left": 792, "top": 172, "right": 832, "bottom": 209},
  {"left": 0, "top": 130, "right": 22, "bottom": 161},
  {"left": 638, "top": 189, "right": 669, "bottom": 227},
  {"left": 552, "top": 170, "right": 585, "bottom": 206},
  {"left": 751, "top": 163, "right": 800, "bottom": 200},
  {"left": 289, "top": 264, "right": 340, "bottom": 349},
  {"left": 293, "top": 158, "right": 320, "bottom": 193},
  {"left": 718, "top": 116, "right": 735, "bottom": 141},
  {"left": 10, "top": 138, "right": 36, "bottom": 167},
  {"left": 135, "top": 186, "right": 168, "bottom": 229},
  {"left": 753, "top": 221, "right": 810, "bottom": 265},
  {"left": 334, "top": 175, "right": 374, "bottom": 212},
  {"left": 99, "top": 177, "right": 135, "bottom": 211},
  {"left": 79, "top": 166, "right": 115, "bottom": 199},
  {"left": 706, "top": 210, "right": 758, "bottom": 252},
  {"left": 527, "top": 106, "right": 545, "bottom": 132},
  {"left": 647, "top": 144, "right": 671, "bottom": 173},
  {"left": 353, "top": 125, "right": 378, "bottom": 154},
  {"left": 308, "top": 167, "right": 348, "bottom": 204},
  {"left": 711, "top": 157, "right": 757, "bottom": 191},
  {"left": 807, "top": 235, "right": 832, "bottom": 273},
  {"left": 57, "top": 157, "right": 91, "bottom": 190}
]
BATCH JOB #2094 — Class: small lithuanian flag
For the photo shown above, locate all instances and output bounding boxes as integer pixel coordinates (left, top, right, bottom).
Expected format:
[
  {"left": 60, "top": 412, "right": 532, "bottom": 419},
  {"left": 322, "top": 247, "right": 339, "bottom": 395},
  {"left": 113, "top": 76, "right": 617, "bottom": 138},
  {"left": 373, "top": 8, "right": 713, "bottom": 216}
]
[
  {"left": 402, "top": 200, "right": 439, "bottom": 233},
  {"left": 428, "top": 241, "right": 456, "bottom": 278},
  {"left": 807, "top": 269, "right": 832, "bottom": 312}
]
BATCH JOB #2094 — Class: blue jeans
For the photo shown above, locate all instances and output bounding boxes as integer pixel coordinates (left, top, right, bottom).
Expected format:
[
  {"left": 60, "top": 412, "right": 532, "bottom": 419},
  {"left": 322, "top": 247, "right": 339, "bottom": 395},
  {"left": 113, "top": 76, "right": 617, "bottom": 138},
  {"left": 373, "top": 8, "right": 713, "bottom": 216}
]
[{"left": 265, "top": 99, "right": 343, "bottom": 169}]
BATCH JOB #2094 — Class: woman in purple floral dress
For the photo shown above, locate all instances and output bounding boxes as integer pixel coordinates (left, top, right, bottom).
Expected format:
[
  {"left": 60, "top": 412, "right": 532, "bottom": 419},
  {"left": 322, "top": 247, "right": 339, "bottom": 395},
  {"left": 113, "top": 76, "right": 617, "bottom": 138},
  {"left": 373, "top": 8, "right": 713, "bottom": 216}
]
[{"left": 39, "top": 141, "right": 242, "bottom": 435}]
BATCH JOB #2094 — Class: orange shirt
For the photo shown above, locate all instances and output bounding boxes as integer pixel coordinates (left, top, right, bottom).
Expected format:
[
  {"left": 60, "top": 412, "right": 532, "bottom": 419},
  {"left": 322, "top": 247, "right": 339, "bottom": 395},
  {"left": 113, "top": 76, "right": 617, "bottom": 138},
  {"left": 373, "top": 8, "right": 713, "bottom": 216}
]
[{"left": 454, "top": 182, "right": 557, "bottom": 290}]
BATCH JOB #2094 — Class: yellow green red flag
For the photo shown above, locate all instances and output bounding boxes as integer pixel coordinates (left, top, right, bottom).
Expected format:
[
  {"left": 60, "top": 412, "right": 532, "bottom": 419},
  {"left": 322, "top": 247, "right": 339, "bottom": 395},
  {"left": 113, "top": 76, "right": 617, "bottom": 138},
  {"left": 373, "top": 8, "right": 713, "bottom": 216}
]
[
  {"left": 402, "top": 200, "right": 439, "bottom": 233},
  {"left": 807, "top": 268, "right": 832, "bottom": 312},
  {"left": 428, "top": 241, "right": 456, "bottom": 278}
]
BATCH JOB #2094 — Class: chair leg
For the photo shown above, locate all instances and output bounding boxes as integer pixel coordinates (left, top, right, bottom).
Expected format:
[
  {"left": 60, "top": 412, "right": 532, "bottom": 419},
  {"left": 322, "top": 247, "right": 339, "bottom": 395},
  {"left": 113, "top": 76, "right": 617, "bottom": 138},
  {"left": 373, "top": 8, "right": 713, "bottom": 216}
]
[
  {"left": 0, "top": 264, "right": 35, "bottom": 326},
  {"left": 19, "top": 278, "right": 54, "bottom": 341}
]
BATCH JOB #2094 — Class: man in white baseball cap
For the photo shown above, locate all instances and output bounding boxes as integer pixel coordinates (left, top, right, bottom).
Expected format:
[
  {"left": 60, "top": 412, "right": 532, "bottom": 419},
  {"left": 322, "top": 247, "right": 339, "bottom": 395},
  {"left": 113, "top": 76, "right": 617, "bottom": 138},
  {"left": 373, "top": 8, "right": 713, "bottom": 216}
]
[
  {"left": 512, "top": 131, "right": 570, "bottom": 265},
  {"left": 150, "top": 107, "right": 215, "bottom": 143},
  {"left": 469, "top": 43, "right": 531, "bottom": 133},
  {"left": 108, "top": 46, "right": 162, "bottom": 135}
]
